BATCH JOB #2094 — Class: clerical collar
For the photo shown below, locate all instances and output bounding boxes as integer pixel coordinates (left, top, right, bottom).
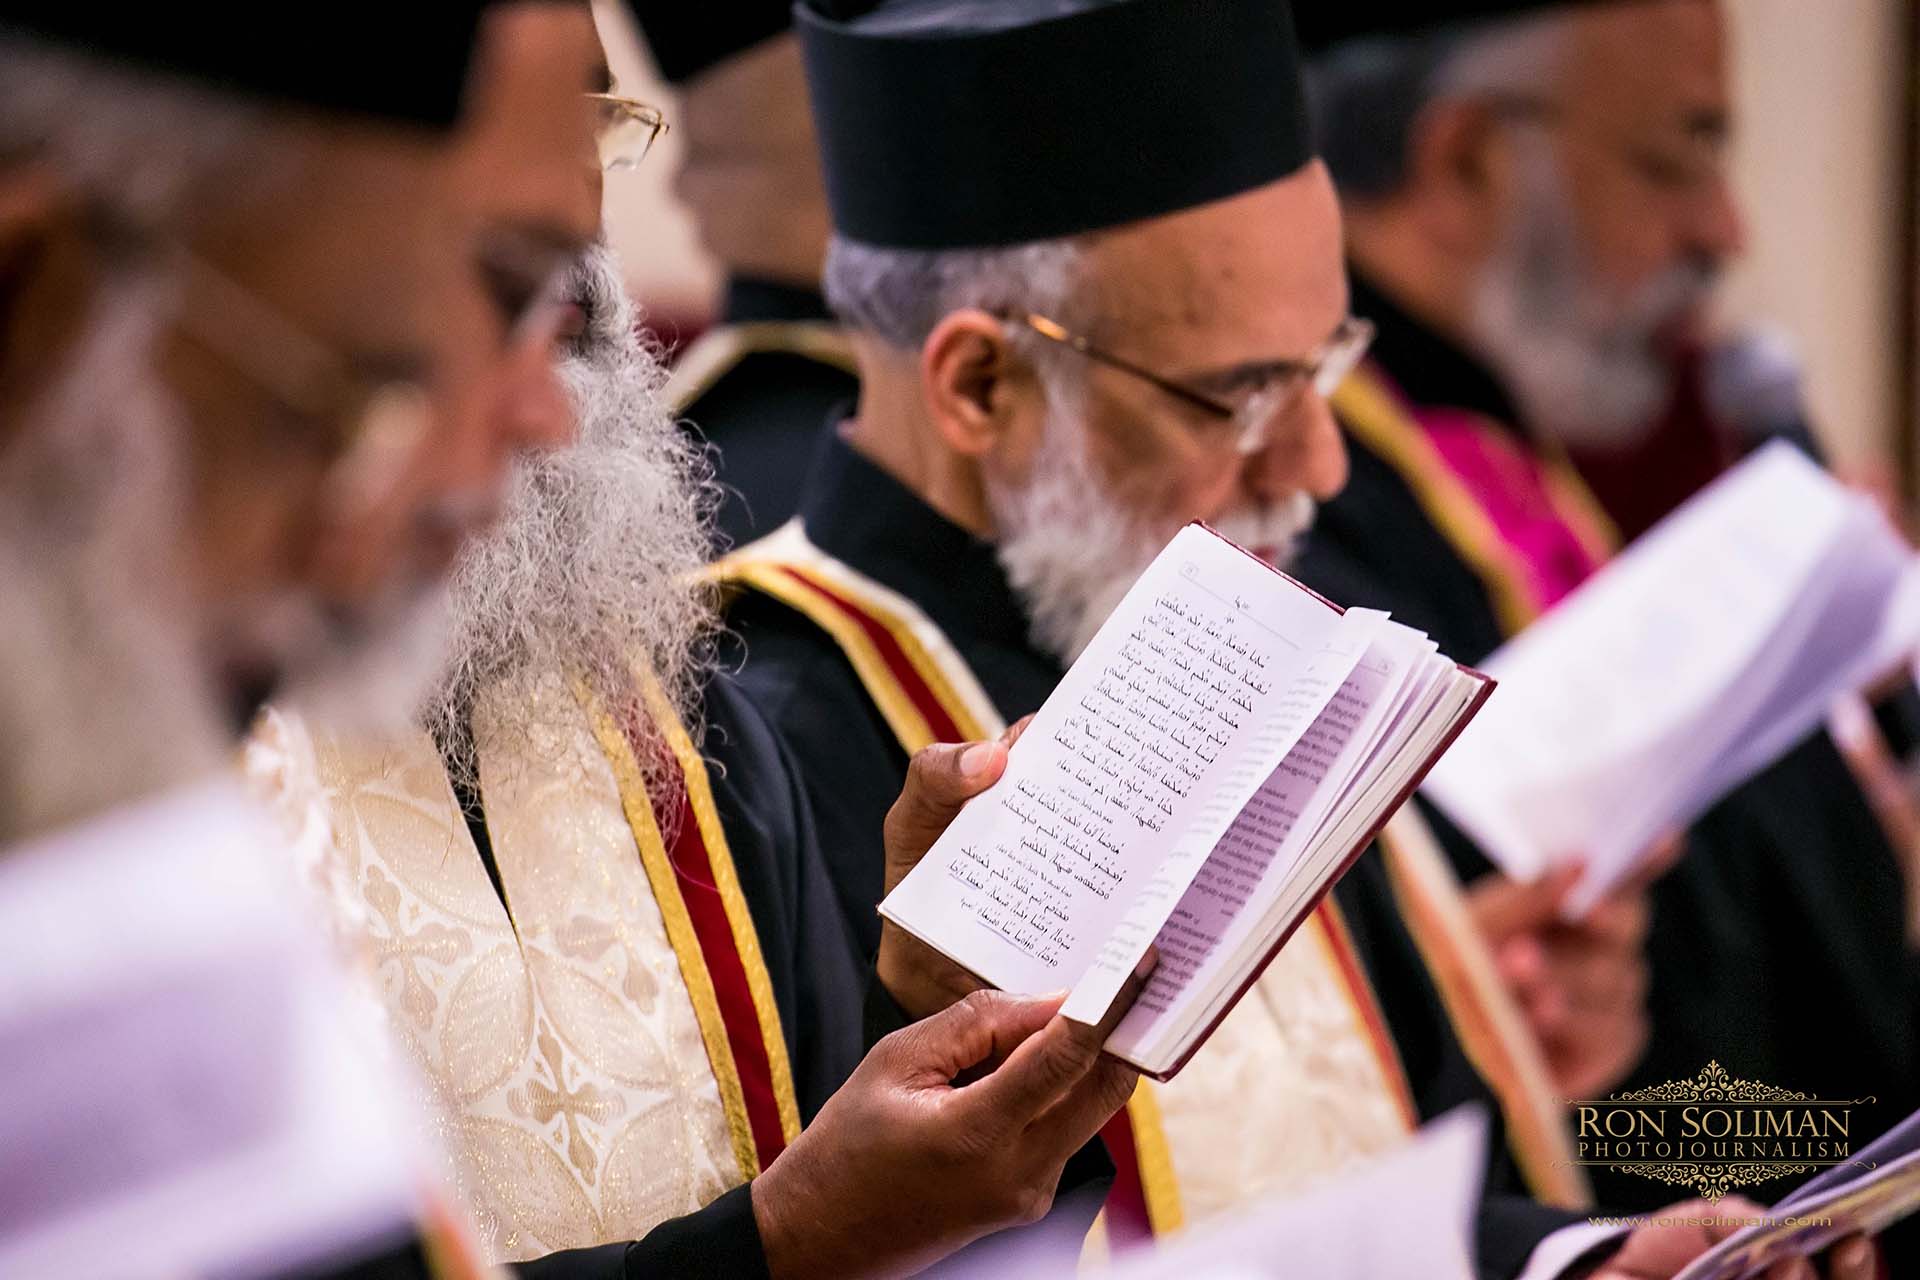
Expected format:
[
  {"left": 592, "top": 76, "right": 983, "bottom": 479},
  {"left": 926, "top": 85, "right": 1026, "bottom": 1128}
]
[
  {"left": 721, "top": 276, "right": 837, "bottom": 325},
  {"left": 1348, "top": 269, "right": 1528, "bottom": 434},
  {"left": 797, "top": 426, "right": 1034, "bottom": 650}
]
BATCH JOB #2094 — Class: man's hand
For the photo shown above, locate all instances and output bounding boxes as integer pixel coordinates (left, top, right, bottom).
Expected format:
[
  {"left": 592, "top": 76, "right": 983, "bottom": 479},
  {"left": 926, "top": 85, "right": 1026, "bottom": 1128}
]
[
  {"left": 1468, "top": 838, "right": 1682, "bottom": 1096},
  {"left": 750, "top": 970, "right": 1148, "bottom": 1279},
  {"left": 1583, "top": 1197, "right": 1879, "bottom": 1279},
  {"left": 877, "top": 719, "right": 1032, "bottom": 1019}
]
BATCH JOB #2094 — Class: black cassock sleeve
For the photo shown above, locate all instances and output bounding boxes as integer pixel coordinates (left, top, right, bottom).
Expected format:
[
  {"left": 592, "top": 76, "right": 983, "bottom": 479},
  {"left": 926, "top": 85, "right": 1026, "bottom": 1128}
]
[
  {"left": 698, "top": 674, "right": 869, "bottom": 1120},
  {"left": 510, "top": 1185, "right": 768, "bottom": 1280}
]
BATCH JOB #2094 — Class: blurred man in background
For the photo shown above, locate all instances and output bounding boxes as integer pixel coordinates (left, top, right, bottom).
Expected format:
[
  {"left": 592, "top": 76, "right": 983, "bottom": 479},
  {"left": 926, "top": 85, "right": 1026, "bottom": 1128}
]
[
  {"left": 0, "top": 9, "right": 506, "bottom": 1274},
  {"left": 256, "top": 235, "right": 1151, "bottom": 1280},
  {"left": 0, "top": 13, "right": 505, "bottom": 842},
  {"left": 1292, "top": 0, "right": 1920, "bottom": 1221},
  {"left": 629, "top": 1, "right": 852, "bottom": 549}
]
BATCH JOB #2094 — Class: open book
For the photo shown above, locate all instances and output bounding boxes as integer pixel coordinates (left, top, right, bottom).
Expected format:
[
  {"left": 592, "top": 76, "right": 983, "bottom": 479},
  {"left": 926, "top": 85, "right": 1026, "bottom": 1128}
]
[
  {"left": 1674, "top": 1107, "right": 1920, "bottom": 1280},
  {"left": 1422, "top": 442, "right": 1920, "bottom": 915},
  {"left": 879, "top": 524, "right": 1492, "bottom": 1079}
]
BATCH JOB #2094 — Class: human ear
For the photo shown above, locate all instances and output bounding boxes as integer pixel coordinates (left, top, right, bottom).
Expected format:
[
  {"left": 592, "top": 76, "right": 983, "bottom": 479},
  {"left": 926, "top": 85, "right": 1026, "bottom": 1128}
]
[
  {"left": 1403, "top": 98, "right": 1518, "bottom": 259},
  {"left": 0, "top": 167, "right": 93, "bottom": 445},
  {"left": 919, "top": 307, "right": 1041, "bottom": 460}
]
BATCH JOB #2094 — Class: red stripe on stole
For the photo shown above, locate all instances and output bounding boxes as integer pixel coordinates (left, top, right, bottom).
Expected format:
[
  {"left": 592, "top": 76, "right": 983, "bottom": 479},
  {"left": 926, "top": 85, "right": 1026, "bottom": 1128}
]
[
  {"left": 764, "top": 564, "right": 1162, "bottom": 1238},
  {"left": 627, "top": 713, "right": 790, "bottom": 1171},
  {"left": 774, "top": 566, "right": 967, "bottom": 743},
  {"left": 1098, "top": 1108, "right": 1154, "bottom": 1245},
  {"left": 1316, "top": 905, "right": 1417, "bottom": 1125}
]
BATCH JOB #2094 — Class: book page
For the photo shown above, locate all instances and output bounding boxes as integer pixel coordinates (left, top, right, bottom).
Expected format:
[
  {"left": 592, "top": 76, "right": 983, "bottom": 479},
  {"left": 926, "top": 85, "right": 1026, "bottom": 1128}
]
[
  {"left": 935, "top": 1107, "right": 1487, "bottom": 1280},
  {"left": 1159, "top": 667, "right": 1488, "bottom": 1072},
  {"left": 880, "top": 526, "right": 1363, "bottom": 1008},
  {"left": 1103, "top": 1107, "right": 1486, "bottom": 1280},
  {"left": 1674, "top": 1109, "right": 1920, "bottom": 1280},
  {"left": 1060, "top": 602, "right": 1381, "bottom": 1022},
  {"left": 1108, "top": 618, "right": 1427, "bottom": 1054},
  {"left": 1422, "top": 443, "right": 1907, "bottom": 885}
]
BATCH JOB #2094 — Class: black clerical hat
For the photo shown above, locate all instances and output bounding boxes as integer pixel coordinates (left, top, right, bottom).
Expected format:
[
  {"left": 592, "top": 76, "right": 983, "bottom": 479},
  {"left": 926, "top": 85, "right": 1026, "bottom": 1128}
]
[
  {"left": 0, "top": 7, "right": 489, "bottom": 128},
  {"left": 629, "top": 0, "right": 793, "bottom": 83},
  {"left": 1295, "top": 1, "right": 1613, "bottom": 55},
  {"left": 798, "top": 0, "right": 1316, "bottom": 250}
]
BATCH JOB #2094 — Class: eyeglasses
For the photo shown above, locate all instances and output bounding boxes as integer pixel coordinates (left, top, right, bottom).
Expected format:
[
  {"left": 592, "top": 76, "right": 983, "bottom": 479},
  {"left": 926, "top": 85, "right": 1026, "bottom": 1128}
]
[
  {"left": 587, "top": 93, "right": 667, "bottom": 172},
  {"left": 1012, "top": 311, "right": 1374, "bottom": 455},
  {"left": 472, "top": 229, "right": 578, "bottom": 353},
  {"left": 1480, "top": 91, "right": 1730, "bottom": 197}
]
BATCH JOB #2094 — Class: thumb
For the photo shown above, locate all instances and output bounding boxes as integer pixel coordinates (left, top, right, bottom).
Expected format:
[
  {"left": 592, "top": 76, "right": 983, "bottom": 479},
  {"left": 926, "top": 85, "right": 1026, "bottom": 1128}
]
[
  {"left": 882, "top": 739, "right": 1009, "bottom": 893},
  {"left": 1001, "top": 714, "right": 1037, "bottom": 749},
  {"left": 1619, "top": 831, "right": 1685, "bottom": 894},
  {"left": 882, "top": 988, "right": 1065, "bottom": 1091},
  {"left": 1468, "top": 864, "right": 1584, "bottom": 941}
]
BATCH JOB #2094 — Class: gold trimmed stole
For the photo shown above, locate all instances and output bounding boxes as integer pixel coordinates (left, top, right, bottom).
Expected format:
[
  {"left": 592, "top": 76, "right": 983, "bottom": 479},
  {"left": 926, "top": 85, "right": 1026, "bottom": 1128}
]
[{"left": 247, "top": 676, "right": 799, "bottom": 1262}]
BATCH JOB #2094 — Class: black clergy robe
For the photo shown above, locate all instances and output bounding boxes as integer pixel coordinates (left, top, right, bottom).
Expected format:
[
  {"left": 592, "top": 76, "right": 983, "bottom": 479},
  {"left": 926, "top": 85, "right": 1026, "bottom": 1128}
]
[
  {"left": 444, "top": 676, "right": 867, "bottom": 1280},
  {"left": 1291, "top": 272, "right": 1920, "bottom": 1219},
  {"left": 674, "top": 279, "right": 857, "bottom": 551},
  {"left": 723, "top": 430, "right": 1586, "bottom": 1280}
]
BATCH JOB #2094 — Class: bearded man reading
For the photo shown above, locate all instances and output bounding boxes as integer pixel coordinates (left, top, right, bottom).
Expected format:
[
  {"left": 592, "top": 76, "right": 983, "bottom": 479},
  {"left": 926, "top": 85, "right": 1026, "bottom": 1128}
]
[
  {"left": 253, "top": 244, "right": 1148, "bottom": 1280},
  {"left": 1290, "top": 3, "right": 1920, "bottom": 1237}
]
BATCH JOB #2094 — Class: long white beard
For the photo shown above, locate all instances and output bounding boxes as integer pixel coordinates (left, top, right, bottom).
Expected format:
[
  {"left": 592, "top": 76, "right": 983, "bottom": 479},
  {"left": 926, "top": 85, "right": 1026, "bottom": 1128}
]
[
  {"left": 1468, "top": 135, "right": 1714, "bottom": 448},
  {"left": 987, "top": 405, "right": 1317, "bottom": 666},
  {"left": 421, "top": 247, "right": 720, "bottom": 787},
  {"left": 0, "top": 276, "right": 229, "bottom": 845}
]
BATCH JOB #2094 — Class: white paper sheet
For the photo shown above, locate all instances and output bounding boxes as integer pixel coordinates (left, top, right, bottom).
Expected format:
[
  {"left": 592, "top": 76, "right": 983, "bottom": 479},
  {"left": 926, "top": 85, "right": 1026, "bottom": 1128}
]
[
  {"left": 1421, "top": 443, "right": 1920, "bottom": 907},
  {"left": 0, "top": 783, "right": 429, "bottom": 1278},
  {"left": 1106, "top": 1108, "right": 1487, "bottom": 1280}
]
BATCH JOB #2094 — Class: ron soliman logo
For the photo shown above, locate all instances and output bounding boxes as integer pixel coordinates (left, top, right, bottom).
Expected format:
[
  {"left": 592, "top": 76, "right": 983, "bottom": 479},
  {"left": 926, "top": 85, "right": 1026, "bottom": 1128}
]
[{"left": 1567, "top": 1061, "right": 1875, "bottom": 1200}]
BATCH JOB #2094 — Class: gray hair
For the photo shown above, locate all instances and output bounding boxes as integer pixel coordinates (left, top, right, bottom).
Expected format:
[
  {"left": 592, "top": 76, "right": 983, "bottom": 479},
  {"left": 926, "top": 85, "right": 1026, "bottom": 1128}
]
[
  {"left": 0, "top": 36, "right": 276, "bottom": 843},
  {"left": 822, "top": 233, "right": 1086, "bottom": 351},
  {"left": 423, "top": 244, "right": 724, "bottom": 797},
  {"left": 0, "top": 29, "right": 264, "bottom": 231},
  {"left": 1307, "top": 12, "right": 1566, "bottom": 201}
]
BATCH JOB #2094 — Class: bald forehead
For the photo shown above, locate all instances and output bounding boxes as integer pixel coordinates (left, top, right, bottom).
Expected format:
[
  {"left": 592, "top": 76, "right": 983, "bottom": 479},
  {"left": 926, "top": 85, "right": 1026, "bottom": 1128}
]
[
  {"left": 1561, "top": 0, "right": 1729, "bottom": 138},
  {"left": 1079, "top": 162, "right": 1348, "bottom": 364}
]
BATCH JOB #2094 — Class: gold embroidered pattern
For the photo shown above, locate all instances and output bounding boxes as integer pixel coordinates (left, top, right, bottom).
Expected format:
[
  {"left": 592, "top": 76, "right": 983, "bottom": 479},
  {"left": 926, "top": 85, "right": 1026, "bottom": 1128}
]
[
  {"left": 253, "top": 708, "right": 738, "bottom": 1263},
  {"left": 363, "top": 863, "right": 472, "bottom": 1028},
  {"left": 508, "top": 1025, "right": 627, "bottom": 1184}
]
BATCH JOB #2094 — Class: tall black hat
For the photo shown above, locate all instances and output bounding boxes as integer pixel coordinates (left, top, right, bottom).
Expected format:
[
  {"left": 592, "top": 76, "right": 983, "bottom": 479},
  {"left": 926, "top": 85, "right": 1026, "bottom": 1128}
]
[
  {"left": 0, "top": 6, "right": 489, "bottom": 128},
  {"left": 1295, "top": 1, "right": 1613, "bottom": 55},
  {"left": 628, "top": 0, "right": 794, "bottom": 84},
  {"left": 798, "top": 0, "right": 1317, "bottom": 250}
]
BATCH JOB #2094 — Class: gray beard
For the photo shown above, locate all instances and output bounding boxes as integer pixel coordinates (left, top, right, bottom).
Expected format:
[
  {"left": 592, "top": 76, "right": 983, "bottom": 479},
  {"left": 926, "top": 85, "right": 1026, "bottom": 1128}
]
[
  {"left": 0, "top": 275, "right": 229, "bottom": 846},
  {"left": 1468, "top": 137, "right": 1714, "bottom": 448},
  {"left": 986, "top": 402, "right": 1317, "bottom": 666},
  {"left": 420, "top": 247, "right": 722, "bottom": 791}
]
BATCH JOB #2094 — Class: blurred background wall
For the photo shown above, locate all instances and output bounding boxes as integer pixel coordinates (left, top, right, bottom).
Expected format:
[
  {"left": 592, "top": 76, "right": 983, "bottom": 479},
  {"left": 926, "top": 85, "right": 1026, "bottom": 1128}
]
[
  {"left": 1715, "top": 0, "right": 1914, "bottom": 492},
  {"left": 591, "top": 0, "right": 1920, "bottom": 499}
]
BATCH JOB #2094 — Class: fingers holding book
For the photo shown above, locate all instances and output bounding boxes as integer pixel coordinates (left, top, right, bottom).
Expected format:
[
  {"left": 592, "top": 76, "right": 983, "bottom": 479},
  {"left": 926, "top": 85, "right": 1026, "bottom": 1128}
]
[
  {"left": 878, "top": 734, "right": 1018, "bottom": 1019},
  {"left": 882, "top": 738, "right": 1011, "bottom": 895},
  {"left": 751, "top": 972, "right": 1153, "bottom": 1278},
  {"left": 1470, "top": 863, "right": 1656, "bottom": 1096},
  {"left": 995, "top": 946, "right": 1160, "bottom": 1156}
]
